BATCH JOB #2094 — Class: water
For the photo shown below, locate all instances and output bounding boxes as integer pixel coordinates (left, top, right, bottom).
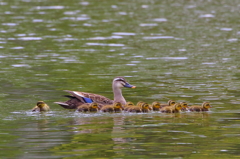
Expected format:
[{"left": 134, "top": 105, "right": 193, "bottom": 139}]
[{"left": 0, "top": 0, "right": 240, "bottom": 158}]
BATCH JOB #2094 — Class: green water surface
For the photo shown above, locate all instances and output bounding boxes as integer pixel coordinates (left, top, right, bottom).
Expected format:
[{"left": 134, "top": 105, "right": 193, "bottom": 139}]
[{"left": 0, "top": 0, "right": 239, "bottom": 158}]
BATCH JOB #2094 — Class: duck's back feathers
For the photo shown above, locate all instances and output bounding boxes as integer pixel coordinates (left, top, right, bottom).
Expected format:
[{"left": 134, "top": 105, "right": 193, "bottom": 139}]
[
  {"left": 54, "top": 95, "right": 84, "bottom": 109},
  {"left": 54, "top": 90, "right": 114, "bottom": 109},
  {"left": 66, "top": 90, "right": 113, "bottom": 105}
]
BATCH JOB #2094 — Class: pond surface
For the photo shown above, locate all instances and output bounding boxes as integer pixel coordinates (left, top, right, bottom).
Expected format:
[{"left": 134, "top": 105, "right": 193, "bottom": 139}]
[{"left": 0, "top": 0, "right": 240, "bottom": 158}]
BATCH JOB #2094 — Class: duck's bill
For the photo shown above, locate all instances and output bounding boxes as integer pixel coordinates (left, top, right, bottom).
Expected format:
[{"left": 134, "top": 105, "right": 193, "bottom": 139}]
[{"left": 124, "top": 83, "right": 136, "bottom": 88}]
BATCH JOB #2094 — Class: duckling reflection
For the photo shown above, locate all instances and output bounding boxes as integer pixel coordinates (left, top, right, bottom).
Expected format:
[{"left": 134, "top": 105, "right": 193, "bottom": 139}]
[{"left": 32, "top": 101, "right": 50, "bottom": 112}]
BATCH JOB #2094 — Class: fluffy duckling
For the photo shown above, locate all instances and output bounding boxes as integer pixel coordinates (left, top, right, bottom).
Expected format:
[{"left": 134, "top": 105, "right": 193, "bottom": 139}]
[
  {"left": 160, "top": 103, "right": 182, "bottom": 113},
  {"left": 127, "top": 102, "right": 151, "bottom": 113},
  {"left": 151, "top": 101, "right": 161, "bottom": 111},
  {"left": 124, "top": 101, "right": 143, "bottom": 111},
  {"left": 76, "top": 102, "right": 99, "bottom": 112},
  {"left": 160, "top": 100, "right": 176, "bottom": 107},
  {"left": 32, "top": 101, "right": 50, "bottom": 112},
  {"left": 124, "top": 101, "right": 135, "bottom": 110},
  {"left": 188, "top": 102, "right": 212, "bottom": 112},
  {"left": 180, "top": 102, "right": 189, "bottom": 111},
  {"left": 101, "top": 102, "right": 124, "bottom": 113}
]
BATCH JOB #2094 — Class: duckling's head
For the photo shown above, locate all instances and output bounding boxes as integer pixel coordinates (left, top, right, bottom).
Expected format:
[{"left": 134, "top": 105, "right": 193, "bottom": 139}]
[
  {"left": 37, "top": 101, "right": 47, "bottom": 108},
  {"left": 142, "top": 103, "right": 150, "bottom": 109},
  {"left": 113, "top": 77, "right": 136, "bottom": 89},
  {"left": 90, "top": 102, "right": 99, "bottom": 109},
  {"left": 174, "top": 103, "right": 182, "bottom": 110},
  {"left": 203, "top": 102, "right": 212, "bottom": 108},
  {"left": 180, "top": 102, "right": 188, "bottom": 108},
  {"left": 136, "top": 101, "right": 145, "bottom": 107},
  {"left": 114, "top": 102, "right": 123, "bottom": 109},
  {"left": 152, "top": 101, "right": 161, "bottom": 108},
  {"left": 168, "top": 100, "right": 176, "bottom": 106},
  {"left": 126, "top": 102, "right": 134, "bottom": 107}
]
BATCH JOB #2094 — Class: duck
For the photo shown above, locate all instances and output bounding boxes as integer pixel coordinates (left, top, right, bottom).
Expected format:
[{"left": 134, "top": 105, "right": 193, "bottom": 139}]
[
  {"left": 160, "top": 103, "right": 182, "bottom": 113},
  {"left": 188, "top": 102, "right": 212, "bottom": 112},
  {"left": 54, "top": 76, "right": 136, "bottom": 109},
  {"left": 151, "top": 101, "right": 161, "bottom": 111},
  {"left": 127, "top": 102, "right": 151, "bottom": 113},
  {"left": 76, "top": 102, "right": 100, "bottom": 112},
  {"left": 101, "top": 102, "right": 124, "bottom": 113},
  {"left": 32, "top": 101, "right": 50, "bottom": 112},
  {"left": 180, "top": 102, "right": 189, "bottom": 111},
  {"left": 160, "top": 100, "right": 176, "bottom": 107}
]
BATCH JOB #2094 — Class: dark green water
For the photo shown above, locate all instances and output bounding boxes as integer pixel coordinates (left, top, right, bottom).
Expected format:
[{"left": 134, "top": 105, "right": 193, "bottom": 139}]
[{"left": 0, "top": 0, "right": 240, "bottom": 158}]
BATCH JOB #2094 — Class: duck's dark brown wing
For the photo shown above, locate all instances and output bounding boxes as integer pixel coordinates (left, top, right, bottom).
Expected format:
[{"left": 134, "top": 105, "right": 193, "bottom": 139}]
[
  {"left": 55, "top": 90, "right": 114, "bottom": 109},
  {"left": 65, "top": 90, "right": 114, "bottom": 105}
]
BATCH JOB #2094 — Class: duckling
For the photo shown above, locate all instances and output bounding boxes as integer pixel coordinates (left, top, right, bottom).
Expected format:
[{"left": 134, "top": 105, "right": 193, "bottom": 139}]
[
  {"left": 180, "top": 102, "right": 189, "bottom": 111},
  {"left": 188, "top": 102, "right": 212, "bottom": 112},
  {"left": 160, "top": 103, "right": 182, "bottom": 113},
  {"left": 127, "top": 102, "right": 151, "bottom": 113},
  {"left": 101, "top": 102, "right": 124, "bottom": 113},
  {"left": 141, "top": 103, "right": 151, "bottom": 113},
  {"left": 32, "top": 101, "right": 50, "bottom": 112},
  {"left": 124, "top": 101, "right": 143, "bottom": 111},
  {"left": 123, "top": 102, "right": 135, "bottom": 111},
  {"left": 151, "top": 101, "right": 161, "bottom": 111},
  {"left": 76, "top": 102, "right": 99, "bottom": 112},
  {"left": 160, "top": 100, "right": 176, "bottom": 107}
]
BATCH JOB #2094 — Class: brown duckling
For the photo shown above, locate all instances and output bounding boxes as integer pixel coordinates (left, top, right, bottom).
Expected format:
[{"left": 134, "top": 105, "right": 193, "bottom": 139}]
[
  {"left": 101, "top": 102, "right": 124, "bottom": 113},
  {"left": 124, "top": 101, "right": 144, "bottom": 111},
  {"left": 151, "top": 101, "right": 161, "bottom": 111},
  {"left": 123, "top": 102, "right": 135, "bottom": 111},
  {"left": 32, "top": 101, "right": 50, "bottom": 112},
  {"left": 180, "top": 102, "right": 189, "bottom": 111},
  {"left": 76, "top": 102, "right": 99, "bottom": 112},
  {"left": 160, "top": 100, "right": 176, "bottom": 107},
  {"left": 127, "top": 102, "right": 151, "bottom": 113},
  {"left": 160, "top": 103, "right": 182, "bottom": 113},
  {"left": 188, "top": 102, "right": 212, "bottom": 112}
]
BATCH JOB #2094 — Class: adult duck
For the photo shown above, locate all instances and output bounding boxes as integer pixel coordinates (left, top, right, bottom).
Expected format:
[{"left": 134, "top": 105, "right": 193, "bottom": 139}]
[{"left": 55, "top": 76, "right": 136, "bottom": 109}]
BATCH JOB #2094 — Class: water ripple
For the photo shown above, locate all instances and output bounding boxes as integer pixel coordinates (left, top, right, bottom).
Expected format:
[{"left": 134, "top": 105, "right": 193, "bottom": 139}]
[
  {"left": 86, "top": 43, "right": 125, "bottom": 47},
  {"left": 199, "top": 14, "right": 215, "bottom": 18},
  {"left": 140, "top": 23, "right": 158, "bottom": 27},
  {"left": 34, "top": 6, "right": 65, "bottom": 10},
  {"left": 152, "top": 18, "right": 167, "bottom": 22},
  {"left": 143, "top": 36, "right": 174, "bottom": 40},
  {"left": 18, "top": 37, "right": 42, "bottom": 41},
  {"left": 112, "top": 32, "right": 136, "bottom": 36}
]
